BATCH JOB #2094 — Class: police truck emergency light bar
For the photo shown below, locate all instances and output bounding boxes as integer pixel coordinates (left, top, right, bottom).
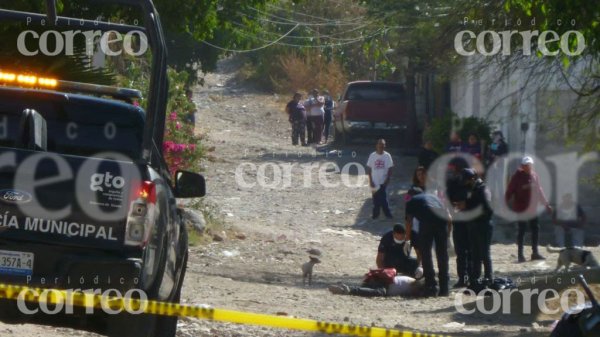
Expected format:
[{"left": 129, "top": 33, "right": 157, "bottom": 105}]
[{"left": 0, "top": 70, "right": 143, "bottom": 101}]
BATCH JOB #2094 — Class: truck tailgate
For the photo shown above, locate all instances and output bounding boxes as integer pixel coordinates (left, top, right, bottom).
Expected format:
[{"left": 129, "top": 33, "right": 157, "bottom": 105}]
[
  {"left": 345, "top": 100, "right": 407, "bottom": 123},
  {"left": 0, "top": 147, "right": 140, "bottom": 251}
]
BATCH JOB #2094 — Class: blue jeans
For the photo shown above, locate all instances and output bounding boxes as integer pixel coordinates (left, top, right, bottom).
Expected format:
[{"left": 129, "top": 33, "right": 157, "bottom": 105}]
[
  {"left": 349, "top": 284, "right": 387, "bottom": 297},
  {"left": 372, "top": 185, "right": 391, "bottom": 218}
]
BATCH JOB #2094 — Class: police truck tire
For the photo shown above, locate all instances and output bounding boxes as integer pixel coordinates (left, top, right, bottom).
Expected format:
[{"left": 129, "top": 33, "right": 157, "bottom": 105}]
[{"left": 153, "top": 225, "right": 188, "bottom": 337}]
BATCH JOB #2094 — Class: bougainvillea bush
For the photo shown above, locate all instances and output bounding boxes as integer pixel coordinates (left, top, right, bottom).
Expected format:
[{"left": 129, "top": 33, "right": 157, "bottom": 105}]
[
  {"left": 113, "top": 56, "right": 204, "bottom": 176},
  {"left": 162, "top": 69, "right": 204, "bottom": 176}
]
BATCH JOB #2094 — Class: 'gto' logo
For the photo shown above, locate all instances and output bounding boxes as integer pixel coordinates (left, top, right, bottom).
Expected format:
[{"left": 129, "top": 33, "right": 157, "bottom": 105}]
[{"left": 0, "top": 190, "right": 32, "bottom": 204}]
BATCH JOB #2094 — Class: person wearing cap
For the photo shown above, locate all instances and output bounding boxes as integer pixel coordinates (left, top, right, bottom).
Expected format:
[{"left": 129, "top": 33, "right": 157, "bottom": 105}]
[
  {"left": 405, "top": 188, "right": 452, "bottom": 297},
  {"left": 455, "top": 168, "right": 494, "bottom": 292},
  {"left": 304, "top": 89, "right": 325, "bottom": 144},
  {"left": 376, "top": 224, "right": 421, "bottom": 278},
  {"left": 505, "top": 156, "right": 553, "bottom": 262}
]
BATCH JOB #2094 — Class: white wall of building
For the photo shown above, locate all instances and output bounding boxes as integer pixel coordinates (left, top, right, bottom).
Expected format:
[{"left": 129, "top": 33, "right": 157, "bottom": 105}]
[{"left": 450, "top": 55, "right": 600, "bottom": 231}]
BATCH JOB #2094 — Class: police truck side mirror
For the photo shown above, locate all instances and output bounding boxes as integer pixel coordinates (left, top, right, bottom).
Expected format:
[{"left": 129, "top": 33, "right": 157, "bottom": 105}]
[{"left": 174, "top": 170, "right": 206, "bottom": 198}]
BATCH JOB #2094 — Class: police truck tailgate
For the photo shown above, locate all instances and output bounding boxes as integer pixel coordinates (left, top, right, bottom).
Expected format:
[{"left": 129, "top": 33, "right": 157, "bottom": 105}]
[{"left": 0, "top": 147, "right": 140, "bottom": 251}]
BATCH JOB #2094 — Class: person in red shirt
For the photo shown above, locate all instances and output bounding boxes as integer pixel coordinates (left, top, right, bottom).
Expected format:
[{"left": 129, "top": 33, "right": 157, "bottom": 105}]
[{"left": 505, "top": 156, "right": 553, "bottom": 262}]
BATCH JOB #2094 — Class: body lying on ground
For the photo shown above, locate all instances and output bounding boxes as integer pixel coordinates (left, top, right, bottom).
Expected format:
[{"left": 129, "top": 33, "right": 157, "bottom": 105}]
[{"left": 328, "top": 275, "right": 423, "bottom": 297}]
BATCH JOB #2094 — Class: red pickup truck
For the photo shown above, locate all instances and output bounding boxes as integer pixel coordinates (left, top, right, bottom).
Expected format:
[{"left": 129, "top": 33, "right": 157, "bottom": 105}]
[{"left": 333, "top": 81, "right": 412, "bottom": 145}]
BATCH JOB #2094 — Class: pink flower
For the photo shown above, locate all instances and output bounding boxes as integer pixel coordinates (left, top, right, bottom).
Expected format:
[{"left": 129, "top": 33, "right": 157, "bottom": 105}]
[
  {"left": 189, "top": 144, "right": 196, "bottom": 151},
  {"left": 169, "top": 112, "right": 177, "bottom": 121},
  {"left": 163, "top": 141, "right": 175, "bottom": 152},
  {"left": 176, "top": 122, "right": 182, "bottom": 130}
]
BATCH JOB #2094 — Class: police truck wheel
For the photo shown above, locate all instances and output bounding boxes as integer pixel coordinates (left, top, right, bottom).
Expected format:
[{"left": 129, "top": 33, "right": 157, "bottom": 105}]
[{"left": 153, "top": 225, "right": 188, "bottom": 337}]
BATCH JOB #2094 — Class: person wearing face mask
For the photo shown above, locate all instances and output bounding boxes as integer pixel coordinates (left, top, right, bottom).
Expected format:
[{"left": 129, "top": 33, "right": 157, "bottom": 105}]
[{"left": 376, "top": 224, "right": 422, "bottom": 279}]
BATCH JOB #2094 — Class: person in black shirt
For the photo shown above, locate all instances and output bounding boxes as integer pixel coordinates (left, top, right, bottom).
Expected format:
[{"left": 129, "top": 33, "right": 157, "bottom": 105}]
[
  {"left": 486, "top": 131, "right": 508, "bottom": 167},
  {"left": 376, "top": 224, "right": 419, "bottom": 277},
  {"left": 418, "top": 140, "right": 439, "bottom": 170},
  {"left": 285, "top": 92, "right": 307, "bottom": 146},
  {"left": 322, "top": 90, "right": 335, "bottom": 141},
  {"left": 406, "top": 188, "right": 452, "bottom": 297},
  {"left": 446, "top": 166, "right": 471, "bottom": 289},
  {"left": 455, "top": 168, "right": 494, "bottom": 293}
]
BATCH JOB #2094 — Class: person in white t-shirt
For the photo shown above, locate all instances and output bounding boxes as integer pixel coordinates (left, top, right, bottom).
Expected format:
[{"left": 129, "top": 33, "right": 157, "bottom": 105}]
[
  {"left": 303, "top": 89, "right": 325, "bottom": 144},
  {"left": 366, "top": 139, "right": 394, "bottom": 219}
]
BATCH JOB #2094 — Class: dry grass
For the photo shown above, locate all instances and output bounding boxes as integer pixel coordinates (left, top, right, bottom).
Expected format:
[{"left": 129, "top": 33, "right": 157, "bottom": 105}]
[{"left": 270, "top": 51, "right": 347, "bottom": 98}]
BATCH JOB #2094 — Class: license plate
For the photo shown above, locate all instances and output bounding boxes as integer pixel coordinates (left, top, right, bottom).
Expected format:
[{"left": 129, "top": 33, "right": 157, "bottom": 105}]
[{"left": 0, "top": 250, "right": 33, "bottom": 276}]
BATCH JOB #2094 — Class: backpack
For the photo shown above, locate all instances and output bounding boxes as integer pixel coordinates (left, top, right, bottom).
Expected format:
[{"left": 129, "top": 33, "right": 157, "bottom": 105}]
[
  {"left": 489, "top": 277, "right": 517, "bottom": 291},
  {"left": 362, "top": 268, "right": 397, "bottom": 288}
]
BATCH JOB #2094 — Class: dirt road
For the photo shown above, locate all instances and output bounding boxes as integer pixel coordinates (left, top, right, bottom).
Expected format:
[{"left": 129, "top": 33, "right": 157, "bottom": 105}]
[
  {"left": 173, "top": 59, "right": 568, "bottom": 337},
  {"left": 2, "top": 59, "right": 598, "bottom": 337}
]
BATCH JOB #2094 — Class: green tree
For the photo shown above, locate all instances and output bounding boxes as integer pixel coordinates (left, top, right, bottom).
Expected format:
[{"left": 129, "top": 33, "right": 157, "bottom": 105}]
[{"left": 0, "top": 0, "right": 274, "bottom": 84}]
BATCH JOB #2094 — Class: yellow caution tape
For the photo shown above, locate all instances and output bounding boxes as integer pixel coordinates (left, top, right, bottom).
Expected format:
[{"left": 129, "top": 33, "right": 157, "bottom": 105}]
[{"left": 0, "top": 283, "right": 452, "bottom": 337}]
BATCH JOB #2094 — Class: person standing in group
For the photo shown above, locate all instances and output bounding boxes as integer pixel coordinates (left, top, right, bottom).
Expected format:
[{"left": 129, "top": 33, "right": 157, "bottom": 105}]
[
  {"left": 404, "top": 183, "right": 426, "bottom": 267},
  {"left": 405, "top": 187, "right": 452, "bottom": 297},
  {"left": 463, "top": 134, "right": 482, "bottom": 160},
  {"left": 285, "top": 92, "right": 307, "bottom": 146},
  {"left": 322, "top": 90, "right": 335, "bottom": 142},
  {"left": 367, "top": 139, "right": 394, "bottom": 220},
  {"left": 418, "top": 140, "right": 439, "bottom": 170},
  {"left": 304, "top": 89, "right": 325, "bottom": 144},
  {"left": 446, "top": 132, "right": 463, "bottom": 153},
  {"left": 486, "top": 130, "right": 509, "bottom": 204},
  {"left": 456, "top": 168, "right": 494, "bottom": 293},
  {"left": 463, "top": 134, "right": 485, "bottom": 175},
  {"left": 446, "top": 172, "right": 470, "bottom": 289},
  {"left": 446, "top": 132, "right": 469, "bottom": 173},
  {"left": 505, "top": 156, "right": 553, "bottom": 263},
  {"left": 486, "top": 131, "right": 509, "bottom": 167}
]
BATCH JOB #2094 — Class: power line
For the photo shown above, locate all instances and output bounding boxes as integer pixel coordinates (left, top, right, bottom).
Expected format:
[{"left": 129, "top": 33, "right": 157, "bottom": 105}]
[
  {"left": 230, "top": 20, "right": 376, "bottom": 42},
  {"left": 264, "top": 3, "right": 367, "bottom": 24},
  {"left": 227, "top": 26, "right": 385, "bottom": 49},
  {"left": 248, "top": 6, "right": 369, "bottom": 27},
  {"left": 199, "top": 2, "right": 400, "bottom": 53},
  {"left": 199, "top": 23, "right": 299, "bottom": 53}
]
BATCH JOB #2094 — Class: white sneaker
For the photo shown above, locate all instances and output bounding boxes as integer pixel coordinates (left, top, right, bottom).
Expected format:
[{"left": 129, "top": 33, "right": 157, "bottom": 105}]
[{"left": 328, "top": 284, "right": 350, "bottom": 295}]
